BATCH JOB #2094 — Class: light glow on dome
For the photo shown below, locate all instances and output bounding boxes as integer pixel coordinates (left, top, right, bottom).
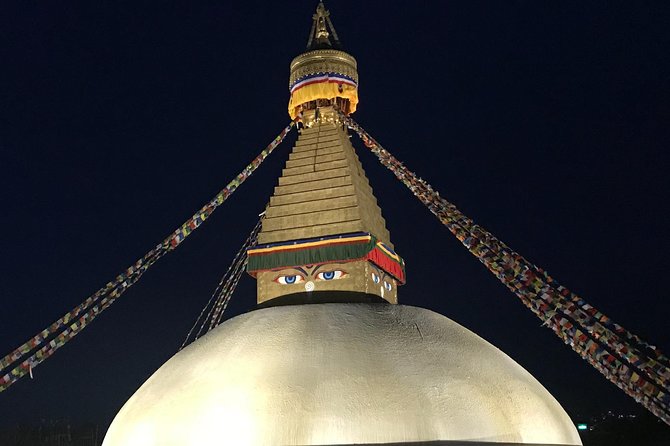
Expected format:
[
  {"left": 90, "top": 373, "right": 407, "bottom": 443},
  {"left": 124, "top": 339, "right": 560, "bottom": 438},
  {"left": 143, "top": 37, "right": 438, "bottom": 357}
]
[{"left": 103, "top": 304, "right": 582, "bottom": 446}]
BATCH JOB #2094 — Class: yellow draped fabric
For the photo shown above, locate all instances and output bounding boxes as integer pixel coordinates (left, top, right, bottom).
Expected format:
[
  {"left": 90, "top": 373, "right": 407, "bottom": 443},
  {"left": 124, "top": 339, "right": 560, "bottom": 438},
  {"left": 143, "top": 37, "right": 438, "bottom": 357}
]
[{"left": 288, "top": 82, "right": 358, "bottom": 119}]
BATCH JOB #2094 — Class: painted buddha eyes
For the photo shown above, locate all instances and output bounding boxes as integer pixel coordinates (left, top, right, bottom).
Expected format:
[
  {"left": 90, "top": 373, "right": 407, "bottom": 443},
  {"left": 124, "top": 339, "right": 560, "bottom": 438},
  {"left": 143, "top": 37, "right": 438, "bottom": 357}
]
[
  {"left": 274, "top": 274, "right": 305, "bottom": 285},
  {"left": 371, "top": 272, "right": 393, "bottom": 291},
  {"left": 274, "top": 270, "right": 347, "bottom": 285},
  {"left": 316, "top": 270, "right": 346, "bottom": 281}
]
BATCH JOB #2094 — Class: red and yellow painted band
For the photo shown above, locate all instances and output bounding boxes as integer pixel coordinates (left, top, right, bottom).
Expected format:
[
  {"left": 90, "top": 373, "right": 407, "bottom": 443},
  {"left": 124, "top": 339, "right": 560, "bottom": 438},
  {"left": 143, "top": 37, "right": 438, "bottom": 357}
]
[
  {"left": 248, "top": 251, "right": 405, "bottom": 284},
  {"left": 366, "top": 247, "right": 406, "bottom": 284},
  {"left": 248, "top": 235, "right": 372, "bottom": 256},
  {"left": 375, "top": 241, "right": 401, "bottom": 262}
]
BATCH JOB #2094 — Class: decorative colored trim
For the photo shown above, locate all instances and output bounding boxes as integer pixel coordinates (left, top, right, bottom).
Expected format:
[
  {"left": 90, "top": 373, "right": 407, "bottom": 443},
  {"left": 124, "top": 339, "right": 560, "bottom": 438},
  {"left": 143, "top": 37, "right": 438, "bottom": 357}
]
[
  {"left": 290, "top": 72, "right": 357, "bottom": 93},
  {"left": 365, "top": 247, "right": 406, "bottom": 284},
  {"left": 249, "top": 234, "right": 371, "bottom": 255},
  {"left": 247, "top": 232, "right": 405, "bottom": 284}
]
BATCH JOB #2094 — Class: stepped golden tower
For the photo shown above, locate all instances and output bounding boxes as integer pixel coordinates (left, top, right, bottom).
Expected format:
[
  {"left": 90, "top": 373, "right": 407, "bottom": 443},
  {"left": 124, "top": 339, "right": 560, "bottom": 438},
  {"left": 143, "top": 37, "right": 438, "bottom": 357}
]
[
  {"left": 247, "top": 1, "right": 404, "bottom": 306},
  {"left": 103, "top": 4, "right": 582, "bottom": 445}
]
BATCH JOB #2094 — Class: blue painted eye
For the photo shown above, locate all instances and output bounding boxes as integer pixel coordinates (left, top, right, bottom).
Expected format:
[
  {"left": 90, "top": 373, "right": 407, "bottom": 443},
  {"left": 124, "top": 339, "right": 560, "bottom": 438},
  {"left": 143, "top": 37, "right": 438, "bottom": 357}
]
[
  {"left": 384, "top": 281, "right": 393, "bottom": 291},
  {"left": 274, "top": 274, "right": 305, "bottom": 285},
  {"left": 371, "top": 273, "right": 380, "bottom": 284},
  {"left": 316, "top": 270, "right": 346, "bottom": 281}
]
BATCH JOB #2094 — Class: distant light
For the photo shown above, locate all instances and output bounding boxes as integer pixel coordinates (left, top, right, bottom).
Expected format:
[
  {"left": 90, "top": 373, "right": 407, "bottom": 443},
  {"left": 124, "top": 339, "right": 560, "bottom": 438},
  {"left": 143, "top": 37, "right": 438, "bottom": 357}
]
[{"left": 577, "top": 423, "right": 588, "bottom": 431}]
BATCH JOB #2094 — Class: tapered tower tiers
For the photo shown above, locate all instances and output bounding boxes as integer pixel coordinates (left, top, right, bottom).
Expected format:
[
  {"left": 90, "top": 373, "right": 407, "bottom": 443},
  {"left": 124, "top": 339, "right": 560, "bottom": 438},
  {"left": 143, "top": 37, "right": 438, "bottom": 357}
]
[
  {"left": 248, "top": 123, "right": 404, "bottom": 305},
  {"left": 248, "top": 2, "right": 404, "bottom": 306},
  {"left": 103, "top": 3, "right": 582, "bottom": 445}
]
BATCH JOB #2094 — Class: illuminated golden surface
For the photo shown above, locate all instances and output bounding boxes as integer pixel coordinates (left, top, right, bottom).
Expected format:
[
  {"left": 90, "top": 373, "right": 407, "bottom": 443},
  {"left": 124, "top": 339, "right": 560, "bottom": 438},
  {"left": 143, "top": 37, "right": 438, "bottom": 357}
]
[
  {"left": 289, "top": 50, "right": 358, "bottom": 88},
  {"left": 256, "top": 122, "right": 398, "bottom": 305},
  {"left": 256, "top": 260, "right": 398, "bottom": 304},
  {"left": 259, "top": 123, "right": 390, "bottom": 247},
  {"left": 103, "top": 304, "right": 582, "bottom": 446},
  {"left": 288, "top": 49, "right": 359, "bottom": 119}
]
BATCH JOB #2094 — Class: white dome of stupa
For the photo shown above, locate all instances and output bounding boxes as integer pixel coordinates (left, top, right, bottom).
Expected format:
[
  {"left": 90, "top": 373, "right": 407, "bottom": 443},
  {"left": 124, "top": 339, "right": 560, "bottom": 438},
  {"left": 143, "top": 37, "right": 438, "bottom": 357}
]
[{"left": 103, "top": 303, "right": 582, "bottom": 446}]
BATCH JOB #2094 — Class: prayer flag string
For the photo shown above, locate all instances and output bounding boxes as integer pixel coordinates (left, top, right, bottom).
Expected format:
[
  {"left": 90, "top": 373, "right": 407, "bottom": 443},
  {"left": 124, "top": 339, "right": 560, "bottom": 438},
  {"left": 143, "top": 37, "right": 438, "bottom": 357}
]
[
  {"left": 0, "top": 120, "right": 297, "bottom": 393},
  {"left": 180, "top": 215, "right": 263, "bottom": 350},
  {"left": 339, "top": 112, "right": 670, "bottom": 426}
]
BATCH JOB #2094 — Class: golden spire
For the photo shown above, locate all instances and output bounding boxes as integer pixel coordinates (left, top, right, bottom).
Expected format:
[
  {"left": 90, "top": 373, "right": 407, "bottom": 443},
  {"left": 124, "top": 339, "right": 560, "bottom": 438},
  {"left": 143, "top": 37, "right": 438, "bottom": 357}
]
[
  {"left": 247, "top": 3, "right": 404, "bottom": 307},
  {"left": 289, "top": 2, "right": 358, "bottom": 122},
  {"left": 248, "top": 122, "right": 404, "bottom": 306},
  {"left": 306, "top": 1, "right": 341, "bottom": 50},
  {"left": 314, "top": 3, "right": 330, "bottom": 43}
]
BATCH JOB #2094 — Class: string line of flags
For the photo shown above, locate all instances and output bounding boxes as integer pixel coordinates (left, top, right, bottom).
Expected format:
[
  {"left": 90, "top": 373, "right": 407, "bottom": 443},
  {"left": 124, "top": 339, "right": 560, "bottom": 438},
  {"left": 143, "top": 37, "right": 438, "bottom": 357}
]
[
  {"left": 2, "top": 108, "right": 667, "bottom": 427},
  {"left": 0, "top": 120, "right": 298, "bottom": 392},
  {"left": 179, "top": 217, "right": 263, "bottom": 350},
  {"left": 338, "top": 110, "right": 670, "bottom": 426}
]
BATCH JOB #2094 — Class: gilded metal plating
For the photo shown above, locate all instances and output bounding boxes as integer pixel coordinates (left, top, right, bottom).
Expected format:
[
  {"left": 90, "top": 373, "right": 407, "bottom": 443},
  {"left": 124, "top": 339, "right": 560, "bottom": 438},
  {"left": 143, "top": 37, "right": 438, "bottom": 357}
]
[{"left": 289, "top": 49, "right": 358, "bottom": 89}]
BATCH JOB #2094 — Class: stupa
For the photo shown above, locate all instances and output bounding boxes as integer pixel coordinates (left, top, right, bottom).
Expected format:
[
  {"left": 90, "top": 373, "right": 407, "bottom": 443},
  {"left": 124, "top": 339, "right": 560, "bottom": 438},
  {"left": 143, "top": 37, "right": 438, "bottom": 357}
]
[{"left": 102, "top": 3, "right": 582, "bottom": 445}]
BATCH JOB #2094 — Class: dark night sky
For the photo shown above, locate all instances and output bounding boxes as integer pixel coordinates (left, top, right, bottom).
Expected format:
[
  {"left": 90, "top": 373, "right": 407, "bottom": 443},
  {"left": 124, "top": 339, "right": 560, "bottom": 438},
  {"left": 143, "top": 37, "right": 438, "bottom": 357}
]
[{"left": 1, "top": 0, "right": 669, "bottom": 432}]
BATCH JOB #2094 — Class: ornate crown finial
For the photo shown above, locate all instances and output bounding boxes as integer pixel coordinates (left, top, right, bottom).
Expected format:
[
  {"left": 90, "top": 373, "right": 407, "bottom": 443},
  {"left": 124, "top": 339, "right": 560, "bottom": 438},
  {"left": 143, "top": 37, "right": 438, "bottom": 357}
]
[
  {"left": 306, "top": 1, "right": 341, "bottom": 50},
  {"left": 314, "top": 3, "right": 330, "bottom": 41},
  {"left": 288, "top": 2, "right": 358, "bottom": 122}
]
